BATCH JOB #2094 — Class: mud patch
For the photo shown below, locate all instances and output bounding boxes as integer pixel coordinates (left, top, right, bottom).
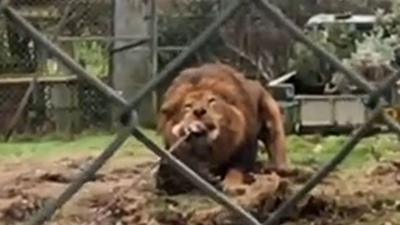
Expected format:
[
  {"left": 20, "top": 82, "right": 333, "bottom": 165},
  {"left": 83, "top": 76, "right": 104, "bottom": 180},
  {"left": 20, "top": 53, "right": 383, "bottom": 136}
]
[{"left": 0, "top": 157, "right": 399, "bottom": 225}]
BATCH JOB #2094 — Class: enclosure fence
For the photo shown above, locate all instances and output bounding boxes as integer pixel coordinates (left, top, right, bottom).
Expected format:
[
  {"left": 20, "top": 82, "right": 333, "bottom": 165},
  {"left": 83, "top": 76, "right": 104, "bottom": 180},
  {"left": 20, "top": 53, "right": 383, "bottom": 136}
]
[
  {"left": 1, "top": 0, "right": 400, "bottom": 225},
  {"left": 0, "top": 0, "right": 116, "bottom": 137}
]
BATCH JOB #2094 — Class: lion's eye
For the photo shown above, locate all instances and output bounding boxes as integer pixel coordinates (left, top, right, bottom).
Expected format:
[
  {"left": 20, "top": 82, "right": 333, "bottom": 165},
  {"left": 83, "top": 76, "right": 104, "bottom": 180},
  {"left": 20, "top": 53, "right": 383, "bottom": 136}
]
[
  {"left": 208, "top": 97, "right": 216, "bottom": 105},
  {"left": 184, "top": 103, "right": 192, "bottom": 110}
]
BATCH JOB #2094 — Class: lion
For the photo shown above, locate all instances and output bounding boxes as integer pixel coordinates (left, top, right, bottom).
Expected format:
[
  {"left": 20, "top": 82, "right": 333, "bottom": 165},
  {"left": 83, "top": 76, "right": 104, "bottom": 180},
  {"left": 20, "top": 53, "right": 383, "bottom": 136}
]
[{"left": 156, "top": 63, "right": 290, "bottom": 194}]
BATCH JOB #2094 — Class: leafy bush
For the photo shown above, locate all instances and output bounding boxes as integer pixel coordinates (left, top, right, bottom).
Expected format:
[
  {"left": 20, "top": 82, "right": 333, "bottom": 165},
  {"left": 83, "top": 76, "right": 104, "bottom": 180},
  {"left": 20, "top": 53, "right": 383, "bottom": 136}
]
[
  {"left": 289, "top": 29, "right": 336, "bottom": 76},
  {"left": 73, "top": 41, "right": 109, "bottom": 78},
  {"left": 346, "top": 30, "right": 397, "bottom": 70}
]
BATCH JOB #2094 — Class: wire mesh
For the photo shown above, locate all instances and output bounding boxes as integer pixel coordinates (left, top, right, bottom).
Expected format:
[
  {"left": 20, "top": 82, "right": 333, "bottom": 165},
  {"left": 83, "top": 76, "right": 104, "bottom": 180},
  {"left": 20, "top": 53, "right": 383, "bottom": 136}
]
[
  {"left": 0, "top": 1, "right": 400, "bottom": 225},
  {"left": 0, "top": 0, "right": 116, "bottom": 137}
]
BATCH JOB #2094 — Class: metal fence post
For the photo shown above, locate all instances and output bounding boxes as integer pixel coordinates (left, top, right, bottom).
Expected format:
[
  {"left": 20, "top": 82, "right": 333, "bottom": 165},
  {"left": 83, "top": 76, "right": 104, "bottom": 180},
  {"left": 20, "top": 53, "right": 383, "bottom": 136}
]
[{"left": 119, "top": 0, "right": 243, "bottom": 125}]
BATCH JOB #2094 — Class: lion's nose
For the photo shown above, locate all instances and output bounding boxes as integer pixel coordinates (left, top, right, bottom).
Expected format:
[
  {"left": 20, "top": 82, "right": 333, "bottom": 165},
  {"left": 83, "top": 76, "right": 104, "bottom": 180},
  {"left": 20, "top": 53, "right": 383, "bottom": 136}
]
[{"left": 193, "top": 107, "right": 207, "bottom": 117}]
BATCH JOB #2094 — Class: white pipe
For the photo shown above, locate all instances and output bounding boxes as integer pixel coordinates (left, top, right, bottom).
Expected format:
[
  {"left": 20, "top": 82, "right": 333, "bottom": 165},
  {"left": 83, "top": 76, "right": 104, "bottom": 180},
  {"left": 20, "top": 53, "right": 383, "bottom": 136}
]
[{"left": 268, "top": 71, "right": 297, "bottom": 86}]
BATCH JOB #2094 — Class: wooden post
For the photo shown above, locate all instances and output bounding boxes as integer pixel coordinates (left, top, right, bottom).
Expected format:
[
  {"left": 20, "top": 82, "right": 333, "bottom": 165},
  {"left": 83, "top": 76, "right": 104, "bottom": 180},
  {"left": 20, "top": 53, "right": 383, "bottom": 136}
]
[
  {"left": 51, "top": 42, "right": 78, "bottom": 138},
  {"left": 3, "top": 81, "right": 35, "bottom": 141}
]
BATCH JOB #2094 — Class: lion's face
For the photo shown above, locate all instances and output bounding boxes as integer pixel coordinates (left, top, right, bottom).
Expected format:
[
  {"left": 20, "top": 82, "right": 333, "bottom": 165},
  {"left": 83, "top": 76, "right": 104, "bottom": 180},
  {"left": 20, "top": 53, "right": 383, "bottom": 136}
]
[
  {"left": 161, "top": 88, "right": 247, "bottom": 165},
  {"left": 160, "top": 86, "right": 246, "bottom": 155},
  {"left": 170, "top": 90, "right": 224, "bottom": 142}
]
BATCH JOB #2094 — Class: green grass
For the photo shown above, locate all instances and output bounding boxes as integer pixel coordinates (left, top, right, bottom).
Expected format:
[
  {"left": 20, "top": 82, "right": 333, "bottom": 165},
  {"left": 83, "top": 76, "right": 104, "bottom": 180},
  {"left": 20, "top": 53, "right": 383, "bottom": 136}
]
[
  {"left": 0, "top": 129, "right": 162, "bottom": 161},
  {"left": 287, "top": 134, "right": 400, "bottom": 169},
  {"left": 0, "top": 130, "right": 399, "bottom": 169}
]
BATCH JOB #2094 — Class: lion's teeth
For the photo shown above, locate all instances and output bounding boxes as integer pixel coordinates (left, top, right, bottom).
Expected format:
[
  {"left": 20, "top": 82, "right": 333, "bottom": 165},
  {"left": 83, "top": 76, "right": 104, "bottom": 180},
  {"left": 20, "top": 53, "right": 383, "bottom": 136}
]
[{"left": 208, "top": 129, "right": 220, "bottom": 140}]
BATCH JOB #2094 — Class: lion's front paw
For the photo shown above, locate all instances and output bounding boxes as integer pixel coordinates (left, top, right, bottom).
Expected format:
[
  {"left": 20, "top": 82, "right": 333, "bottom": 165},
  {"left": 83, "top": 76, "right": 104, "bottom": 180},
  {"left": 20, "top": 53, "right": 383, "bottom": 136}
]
[
  {"left": 221, "top": 168, "right": 248, "bottom": 196},
  {"left": 263, "top": 163, "right": 296, "bottom": 177},
  {"left": 222, "top": 181, "right": 248, "bottom": 196}
]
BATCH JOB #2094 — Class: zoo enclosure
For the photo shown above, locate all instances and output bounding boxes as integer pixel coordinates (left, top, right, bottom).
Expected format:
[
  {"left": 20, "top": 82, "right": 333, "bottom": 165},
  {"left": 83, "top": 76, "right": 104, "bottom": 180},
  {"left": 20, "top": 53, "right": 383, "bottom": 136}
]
[
  {"left": 1, "top": 0, "right": 384, "bottom": 138},
  {"left": 1, "top": 0, "right": 400, "bottom": 225},
  {"left": 0, "top": 0, "right": 227, "bottom": 138},
  {"left": 0, "top": 0, "right": 328, "bottom": 138},
  {"left": 0, "top": 0, "right": 118, "bottom": 137}
]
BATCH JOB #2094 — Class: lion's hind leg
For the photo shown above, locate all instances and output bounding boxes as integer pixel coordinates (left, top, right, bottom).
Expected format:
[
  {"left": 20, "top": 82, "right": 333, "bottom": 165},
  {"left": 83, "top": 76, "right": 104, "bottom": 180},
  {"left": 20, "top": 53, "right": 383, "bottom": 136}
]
[{"left": 258, "top": 88, "right": 291, "bottom": 174}]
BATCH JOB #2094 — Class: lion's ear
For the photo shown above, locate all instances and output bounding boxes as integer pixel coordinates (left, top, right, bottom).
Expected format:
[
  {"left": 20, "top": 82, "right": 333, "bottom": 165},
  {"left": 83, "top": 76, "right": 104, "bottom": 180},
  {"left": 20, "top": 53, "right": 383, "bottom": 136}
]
[
  {"left": 160, "top": 99, "right": 178, "bottom": 117},
  {"left": 157, "top": 99, "right": 179, "bottom": 134},
  {"left": 160, "top": 103, "right": 170, "bottom": 115}
]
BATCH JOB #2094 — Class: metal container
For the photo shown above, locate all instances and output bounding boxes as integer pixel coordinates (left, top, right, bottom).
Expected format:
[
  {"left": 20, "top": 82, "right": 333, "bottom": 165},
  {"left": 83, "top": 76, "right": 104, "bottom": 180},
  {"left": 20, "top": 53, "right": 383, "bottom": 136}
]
[{"left": 294, "top": 94, "right": 369, "bottom": 133}]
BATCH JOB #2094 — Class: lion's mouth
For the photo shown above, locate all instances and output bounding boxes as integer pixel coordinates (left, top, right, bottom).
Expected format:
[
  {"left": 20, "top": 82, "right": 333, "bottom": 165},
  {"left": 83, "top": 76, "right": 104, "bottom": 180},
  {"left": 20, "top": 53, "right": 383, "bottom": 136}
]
[{"left": 172, "top": 120, "right": 219, "bottom": 141}]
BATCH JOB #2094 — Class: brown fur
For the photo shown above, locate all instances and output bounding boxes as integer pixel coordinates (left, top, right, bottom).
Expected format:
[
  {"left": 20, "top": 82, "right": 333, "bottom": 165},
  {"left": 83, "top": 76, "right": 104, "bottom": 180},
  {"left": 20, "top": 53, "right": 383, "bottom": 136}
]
[{"left": 157, "top": 63, "right": 290, "bottom": 191}]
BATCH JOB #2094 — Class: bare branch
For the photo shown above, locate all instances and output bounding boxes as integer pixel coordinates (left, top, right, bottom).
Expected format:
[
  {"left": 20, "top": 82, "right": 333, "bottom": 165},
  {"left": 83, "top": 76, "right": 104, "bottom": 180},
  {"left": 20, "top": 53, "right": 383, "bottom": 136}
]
[{"left": 218, "top": 30, "right": 272, "bottom": 81}]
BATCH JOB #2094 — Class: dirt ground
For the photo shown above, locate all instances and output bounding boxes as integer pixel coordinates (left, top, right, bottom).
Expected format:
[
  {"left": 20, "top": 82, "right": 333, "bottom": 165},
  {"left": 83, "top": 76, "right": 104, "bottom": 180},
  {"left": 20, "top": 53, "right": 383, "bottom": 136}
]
[{"left": 0, "top": 153, "right": 399, "bottom": 225}]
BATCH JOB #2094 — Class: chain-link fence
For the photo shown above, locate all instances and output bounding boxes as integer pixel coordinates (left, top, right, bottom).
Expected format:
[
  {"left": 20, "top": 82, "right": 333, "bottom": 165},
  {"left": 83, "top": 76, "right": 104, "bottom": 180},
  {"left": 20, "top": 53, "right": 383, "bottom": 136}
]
[
  {"left": 0, "top": 0, "right": 322, "bottom": 138},
  {"left": 1, "top": 0, "right": 400, "bottom": 225},
  {"left": 0, "top": 0, "right": 116, "bottom": 138}
]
